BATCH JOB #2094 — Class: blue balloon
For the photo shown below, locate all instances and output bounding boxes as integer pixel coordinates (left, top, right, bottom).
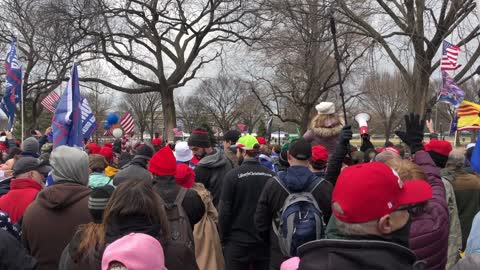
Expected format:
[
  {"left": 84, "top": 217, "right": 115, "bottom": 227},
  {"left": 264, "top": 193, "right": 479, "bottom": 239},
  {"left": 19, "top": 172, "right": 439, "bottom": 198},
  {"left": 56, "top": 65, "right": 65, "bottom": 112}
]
[{"left": 107, "top": 113, "right": 119, "bottom": 125}]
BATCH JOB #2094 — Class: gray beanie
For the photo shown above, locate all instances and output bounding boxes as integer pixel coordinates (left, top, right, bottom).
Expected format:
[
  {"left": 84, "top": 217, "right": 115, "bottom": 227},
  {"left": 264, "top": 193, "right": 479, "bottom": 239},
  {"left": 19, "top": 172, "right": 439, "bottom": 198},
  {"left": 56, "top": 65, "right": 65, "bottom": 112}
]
[
  {"left": 22, "top": 137, "right": 39, "bottom": 155},
  {"left": 112, "top": 164, "right": 152, "bottom": 187},
  {"left": 50, "top": 146, "right": 89, "bottom": 185}
]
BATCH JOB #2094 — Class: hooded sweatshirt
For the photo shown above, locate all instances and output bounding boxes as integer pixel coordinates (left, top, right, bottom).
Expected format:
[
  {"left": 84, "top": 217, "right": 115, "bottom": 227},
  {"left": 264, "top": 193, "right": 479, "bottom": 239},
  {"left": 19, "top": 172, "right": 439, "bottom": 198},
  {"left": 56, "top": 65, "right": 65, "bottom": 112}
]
[
  {"left": 22, "top": 146, "right": 92, "bottom": 270},
  {"left": 254, "top": 166, "right": 333, "bottom": 269},
  {"left": 194, "top": 148, "right": 233, "bottom": 207}
]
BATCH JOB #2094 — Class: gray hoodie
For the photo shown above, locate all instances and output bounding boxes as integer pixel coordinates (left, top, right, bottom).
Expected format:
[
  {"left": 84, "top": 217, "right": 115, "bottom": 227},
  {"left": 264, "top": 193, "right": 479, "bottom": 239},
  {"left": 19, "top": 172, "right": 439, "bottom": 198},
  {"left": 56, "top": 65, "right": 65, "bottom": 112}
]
[
  {"left": 195, "top": 148, "right": 232, "bottom": 207},
  {"left": 50, "top": 146, "right": 89, "bottom": 185}
]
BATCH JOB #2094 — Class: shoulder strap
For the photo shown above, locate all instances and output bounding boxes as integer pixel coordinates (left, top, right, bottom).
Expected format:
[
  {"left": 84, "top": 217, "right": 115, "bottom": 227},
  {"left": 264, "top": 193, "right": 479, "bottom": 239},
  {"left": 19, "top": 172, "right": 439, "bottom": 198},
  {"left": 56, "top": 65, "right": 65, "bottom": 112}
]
[
  {"left": 175, "top": 187, "right": 188, "bottom": 205},
  {"left": 273, "top": 176, "right": 290, "bottom": 194},
  {"left": 307, "top": 176, "right": 325, "bottom": 193}
]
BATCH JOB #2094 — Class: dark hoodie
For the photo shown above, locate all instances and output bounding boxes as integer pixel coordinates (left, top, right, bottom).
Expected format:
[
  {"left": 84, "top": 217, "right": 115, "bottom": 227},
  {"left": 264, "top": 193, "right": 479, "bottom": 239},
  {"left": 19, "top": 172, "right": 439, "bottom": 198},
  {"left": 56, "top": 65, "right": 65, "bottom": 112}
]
[
  {"left": 194, "top": 148, "right": 233, "bottom": 207},
  {"left": 254, "top": 166, "right": 333, "bottom": 269},
  {"left": 298, "top": 239, "right": 425, "bottom": 270},
  {"left": 21, "top": 183, "right": 92, "bottom": 270}
]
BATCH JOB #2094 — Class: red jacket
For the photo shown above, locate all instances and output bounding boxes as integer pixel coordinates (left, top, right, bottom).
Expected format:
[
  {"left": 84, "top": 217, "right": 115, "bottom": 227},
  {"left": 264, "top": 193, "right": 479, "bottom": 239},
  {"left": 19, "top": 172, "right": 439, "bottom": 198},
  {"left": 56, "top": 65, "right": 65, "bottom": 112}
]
[{"left": 0, "top": 178, "right": 42, "bottom": 223}]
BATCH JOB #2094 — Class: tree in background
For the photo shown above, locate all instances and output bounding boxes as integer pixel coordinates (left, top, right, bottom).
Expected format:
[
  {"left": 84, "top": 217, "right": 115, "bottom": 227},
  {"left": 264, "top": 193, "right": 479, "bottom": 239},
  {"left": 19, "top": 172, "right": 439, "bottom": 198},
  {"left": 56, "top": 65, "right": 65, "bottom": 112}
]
[
  {"left": 64, "top": 0, "right": 260, "bottom": 141},
  {"left": 257, "top": 119, "right": 267, "bottom": 137},
  {"left": 175, "top": 96, "right": 209, "bottom": 133},
  {"left": 119, "top": 92, "right": 162, "bottom": 141},
  {"left": 251, "top": 0, "right": 369, "bottom": 133},
  {"left": 337, "top": 0, "right": 480, "bottom": 114},
  {"left": 196, "top": 74, "right": 247, "bottom": 133},
  {"left": 357, "top": 72, "right": 408, "bottom": 141}
]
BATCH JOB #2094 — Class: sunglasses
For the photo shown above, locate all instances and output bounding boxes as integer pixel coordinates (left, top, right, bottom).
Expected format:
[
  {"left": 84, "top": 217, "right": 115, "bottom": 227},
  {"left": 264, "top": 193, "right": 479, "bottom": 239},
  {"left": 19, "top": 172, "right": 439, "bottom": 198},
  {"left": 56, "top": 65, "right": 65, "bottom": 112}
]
[{"left": 396, "top": 204, "right": 422, "bottom": 216}]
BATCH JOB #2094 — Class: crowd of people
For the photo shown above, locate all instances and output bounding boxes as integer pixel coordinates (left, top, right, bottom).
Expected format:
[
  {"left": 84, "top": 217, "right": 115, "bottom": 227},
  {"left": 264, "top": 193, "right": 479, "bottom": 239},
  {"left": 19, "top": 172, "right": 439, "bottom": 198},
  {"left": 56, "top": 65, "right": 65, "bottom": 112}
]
[{"left": 0, "top": 102, "right": 479, "bottom": 270}]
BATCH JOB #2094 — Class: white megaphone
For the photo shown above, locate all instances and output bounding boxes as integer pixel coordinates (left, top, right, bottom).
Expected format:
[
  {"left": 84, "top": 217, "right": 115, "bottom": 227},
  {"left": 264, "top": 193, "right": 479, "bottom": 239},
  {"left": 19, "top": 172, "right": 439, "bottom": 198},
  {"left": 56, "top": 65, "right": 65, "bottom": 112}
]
[{"left": 355, "top": 113, "right": 370, "bottom": 135}]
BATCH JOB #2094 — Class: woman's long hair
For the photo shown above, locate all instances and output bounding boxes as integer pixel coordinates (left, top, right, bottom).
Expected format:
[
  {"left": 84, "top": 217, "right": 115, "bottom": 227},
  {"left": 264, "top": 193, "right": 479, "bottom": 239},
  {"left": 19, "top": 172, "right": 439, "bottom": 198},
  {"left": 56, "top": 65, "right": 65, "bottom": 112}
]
[{"left": 74, "top": 179, "right": 169, "bottom": 262}]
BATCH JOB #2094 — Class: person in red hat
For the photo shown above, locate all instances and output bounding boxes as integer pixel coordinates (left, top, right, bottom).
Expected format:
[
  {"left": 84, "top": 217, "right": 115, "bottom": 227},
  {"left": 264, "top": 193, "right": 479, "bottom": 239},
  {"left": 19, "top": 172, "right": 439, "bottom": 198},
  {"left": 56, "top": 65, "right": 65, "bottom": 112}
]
[
  {"left": 291, "top": 160, "right": 433, "bottom": 270},
  {"left": 148, "top": 146, "right": 205, "bottom": 227},
  {"left": 98, "top": 147, "right": 118, "bottom": 178},
  {"left": 309, "top": 145, "right": 328, "bottom": 178},
  {"left": 425, "top": 139, "right": 453, "bottom": 169}
]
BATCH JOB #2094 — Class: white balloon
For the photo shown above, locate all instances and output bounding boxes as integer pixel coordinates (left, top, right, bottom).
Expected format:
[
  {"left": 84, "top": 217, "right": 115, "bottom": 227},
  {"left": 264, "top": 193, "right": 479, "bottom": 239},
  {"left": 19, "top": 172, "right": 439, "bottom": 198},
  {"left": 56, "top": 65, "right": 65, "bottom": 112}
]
[{"left": 112, "top": 128, "right": 123, "bottom": 138}]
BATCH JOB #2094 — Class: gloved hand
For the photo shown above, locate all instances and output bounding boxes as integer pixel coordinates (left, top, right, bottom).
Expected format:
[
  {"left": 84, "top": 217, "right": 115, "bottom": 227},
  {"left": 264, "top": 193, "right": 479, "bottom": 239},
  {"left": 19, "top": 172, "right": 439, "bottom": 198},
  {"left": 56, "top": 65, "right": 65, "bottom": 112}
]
[
  {"left": 339, "top": 125, "right": 353, "bottom": 144},
  {"left": 395, "top": 113, "right": 425, "bottom": 154}
]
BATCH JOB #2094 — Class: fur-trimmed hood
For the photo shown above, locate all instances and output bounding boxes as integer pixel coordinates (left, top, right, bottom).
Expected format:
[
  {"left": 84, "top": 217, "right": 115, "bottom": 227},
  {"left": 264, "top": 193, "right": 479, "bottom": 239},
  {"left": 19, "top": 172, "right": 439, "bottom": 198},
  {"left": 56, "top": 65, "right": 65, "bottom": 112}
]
[{"left": 309, "top": 115, "right": 345, "bottom": 138}]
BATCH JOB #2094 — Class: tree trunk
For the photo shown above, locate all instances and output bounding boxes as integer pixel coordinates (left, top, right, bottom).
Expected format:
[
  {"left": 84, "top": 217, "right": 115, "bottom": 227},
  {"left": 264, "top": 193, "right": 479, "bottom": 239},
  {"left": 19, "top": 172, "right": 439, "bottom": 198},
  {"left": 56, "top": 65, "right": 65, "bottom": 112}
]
[
  {"left": 409, "top": 61, "right": 431, "bottom": 115},
  {"left": 300, "top": 106, "right": 312, "bottom": 134},
  {"left": 161, "top": 89, "right": 176, "bottom": 142}
]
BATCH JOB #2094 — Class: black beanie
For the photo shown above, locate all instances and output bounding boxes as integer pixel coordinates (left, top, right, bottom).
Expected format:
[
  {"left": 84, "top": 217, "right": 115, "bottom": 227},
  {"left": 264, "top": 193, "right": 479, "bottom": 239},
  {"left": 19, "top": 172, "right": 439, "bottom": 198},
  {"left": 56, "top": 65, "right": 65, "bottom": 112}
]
[
  {"left": 428, "top": 151, "right": 448, "bottom": 169},
  {"left": 88, "top": 185, "right": 115, "bottom": 223},
  {"left": 136, "top": 145, "right": 154, "bottom": 159},
  {"left": 188, "top": 128, "right": 211, "bottom": 148}
]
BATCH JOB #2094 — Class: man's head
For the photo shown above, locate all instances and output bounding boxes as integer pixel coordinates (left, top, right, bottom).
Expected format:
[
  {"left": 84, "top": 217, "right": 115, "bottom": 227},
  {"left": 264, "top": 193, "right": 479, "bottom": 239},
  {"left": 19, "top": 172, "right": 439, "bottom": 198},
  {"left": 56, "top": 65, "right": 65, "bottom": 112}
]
[
  {"left": 21, "top": 137, "right": 39, "bottom": 157},
  {"left": 446, "top": 149, "right": 465, "bottom": 170},
  {"left": 89, "top": 154, "right": 108, "bottom": 173},
  {"left": 332, "top": 162, "right": 432, "bottom": 246},
  {"left": 188, "top": 128, "right": 212, "bottom": 160},
  {"left": 309, "top": 145, "right": 328, "bottom": 172},
  {"left": 425, "top": 139, "right": 453, "bottom": 168},
  {"left": 287, "top": 139, "right": 312, "bottom": 167},
  {"left": 236, "top": 135, "right": 260, "bottom": 164},
  {"left": 50, "top": 146, "right": 89, "bottom": 186},
  {"left": 148, "top": 146, "right": 176, "bottom": 177},
  {"left": 13, "top": 156, "right": 50, "bottom": 184},
  {"left": 224, "top": 130, "right": 241, "bottom": 148}
]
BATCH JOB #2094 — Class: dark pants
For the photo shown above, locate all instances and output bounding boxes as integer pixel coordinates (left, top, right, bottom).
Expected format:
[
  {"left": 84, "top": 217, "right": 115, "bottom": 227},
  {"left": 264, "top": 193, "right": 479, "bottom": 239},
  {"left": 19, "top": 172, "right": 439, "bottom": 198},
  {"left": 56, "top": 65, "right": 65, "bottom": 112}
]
[{"left": 224, "top": 242, "right": 269, "bottom": 270}]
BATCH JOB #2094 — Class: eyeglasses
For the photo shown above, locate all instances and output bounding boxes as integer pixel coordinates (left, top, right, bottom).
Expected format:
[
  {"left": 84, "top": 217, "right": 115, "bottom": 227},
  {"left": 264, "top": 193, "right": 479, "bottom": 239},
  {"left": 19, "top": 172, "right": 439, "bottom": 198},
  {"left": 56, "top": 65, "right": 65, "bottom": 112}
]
[{"left": 396, "top": 204, "right": 422, "bottom": 216}]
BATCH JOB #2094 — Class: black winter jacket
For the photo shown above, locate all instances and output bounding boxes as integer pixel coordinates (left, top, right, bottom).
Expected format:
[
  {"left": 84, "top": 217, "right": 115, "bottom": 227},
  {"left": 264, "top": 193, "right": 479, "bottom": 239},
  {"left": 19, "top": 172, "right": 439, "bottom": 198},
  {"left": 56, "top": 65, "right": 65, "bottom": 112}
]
[
  {"left": 298, "top": 239, "right": 425, "bottom": 270},
  {"left": 219, "top": 158, "right": 275, "bottom": 245},
  {"left": 152, "top": 175, "right": 205, "bottom": 227},
  {"left": 255, "top": 166, "right": 333, "bottom": 269},
  {"left": 194, "top": 149, "right": 233, "bottom": 207},
  {"left": 0, "top": 229, "right": 37, "bottom": 270}
]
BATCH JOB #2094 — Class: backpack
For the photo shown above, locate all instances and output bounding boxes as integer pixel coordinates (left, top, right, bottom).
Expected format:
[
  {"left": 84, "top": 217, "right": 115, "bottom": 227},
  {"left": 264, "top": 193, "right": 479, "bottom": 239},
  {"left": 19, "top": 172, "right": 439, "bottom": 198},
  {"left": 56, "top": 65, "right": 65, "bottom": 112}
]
[
  {"left": 272, "top": 176, "right": 325, "bottom": 257},
  {"left": 163, "top": 188, "right": 194, "bottom": 248}
]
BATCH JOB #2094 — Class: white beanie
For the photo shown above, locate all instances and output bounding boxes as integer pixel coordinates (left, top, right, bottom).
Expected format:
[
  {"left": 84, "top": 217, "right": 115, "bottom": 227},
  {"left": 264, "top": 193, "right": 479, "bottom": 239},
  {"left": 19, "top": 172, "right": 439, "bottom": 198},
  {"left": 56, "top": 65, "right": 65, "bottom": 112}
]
[{"left": 315, "top": 102, "right": 335, "bottom": 115}]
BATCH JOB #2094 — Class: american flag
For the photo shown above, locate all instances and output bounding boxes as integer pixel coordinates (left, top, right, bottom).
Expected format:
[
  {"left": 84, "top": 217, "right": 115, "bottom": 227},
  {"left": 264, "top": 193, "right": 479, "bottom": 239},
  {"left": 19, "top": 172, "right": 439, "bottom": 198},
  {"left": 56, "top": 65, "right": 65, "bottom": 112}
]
[
  {"left": 103, "top": 128, "right": 113, "bottom": 136},
  {"left": 120, "top": 112, "right": 134, "bottom": 134},
  {"left": 41, "top": 91, "right": 60, "bottom": 113},
  {"left": 441, "top": 41, "right": 461, "bottom": 71}
]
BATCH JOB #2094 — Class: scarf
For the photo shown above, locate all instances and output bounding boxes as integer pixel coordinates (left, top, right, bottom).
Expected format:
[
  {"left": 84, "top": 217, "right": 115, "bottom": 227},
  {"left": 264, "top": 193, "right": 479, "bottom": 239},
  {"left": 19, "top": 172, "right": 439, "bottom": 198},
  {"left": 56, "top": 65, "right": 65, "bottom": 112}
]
[{"left": 105, "top": 215, "right": 161, "bottom": 244}]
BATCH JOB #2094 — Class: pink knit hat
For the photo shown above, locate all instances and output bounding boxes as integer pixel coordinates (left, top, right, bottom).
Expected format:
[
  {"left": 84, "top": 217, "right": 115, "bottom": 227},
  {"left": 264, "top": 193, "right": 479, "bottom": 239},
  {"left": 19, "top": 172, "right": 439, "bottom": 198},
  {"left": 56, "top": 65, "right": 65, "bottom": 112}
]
[
  {"left": 281, "top": 256, "right": 300, "bottom": 270},
  {"left": 102, "top": 233, "right": 165, "bottom": 270}
]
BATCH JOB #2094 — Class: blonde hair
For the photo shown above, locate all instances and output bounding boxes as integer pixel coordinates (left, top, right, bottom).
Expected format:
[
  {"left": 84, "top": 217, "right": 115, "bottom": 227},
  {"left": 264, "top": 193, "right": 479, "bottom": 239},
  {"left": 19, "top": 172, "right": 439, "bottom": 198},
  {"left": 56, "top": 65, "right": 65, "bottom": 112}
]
[
  {"left": 386, "top": 158, "right": 426, "bottom": 181},
  {"left": 309, "top": 114, "right": 340, "bottom": 129}
]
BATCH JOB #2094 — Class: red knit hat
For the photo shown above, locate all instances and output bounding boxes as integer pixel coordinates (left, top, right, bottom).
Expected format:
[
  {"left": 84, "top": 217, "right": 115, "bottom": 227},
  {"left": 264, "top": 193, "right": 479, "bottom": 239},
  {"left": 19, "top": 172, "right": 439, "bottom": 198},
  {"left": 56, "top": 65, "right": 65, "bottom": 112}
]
[
  {"left": 104, "top": 143, "right": 113, "bottom": 149},
  {"left": 98, "top": 147, "right": 114, "bottom": 162},
  {"left": 332, "top": 162, "right": 432, "bottom": 223},
  {"left": 311, "top": 145, "right": 328, "bottom": 162},
  {"left": 148, "top": 146, "right": 176, "bottom": 176},
  {"left": 175, "top": 163, "right": 195, "bottom": 188},
  {"left": 152, "top": 138, "right": 162, "bottom": 147},
  {"left": 256, "top": 137, "right": 267, "bottom": 145},
  {"left": 87, "top": 143, "right": 101, "bottom": 154},
  {"left": 425, "top": 139, "right": 453, "bottom": 157}
]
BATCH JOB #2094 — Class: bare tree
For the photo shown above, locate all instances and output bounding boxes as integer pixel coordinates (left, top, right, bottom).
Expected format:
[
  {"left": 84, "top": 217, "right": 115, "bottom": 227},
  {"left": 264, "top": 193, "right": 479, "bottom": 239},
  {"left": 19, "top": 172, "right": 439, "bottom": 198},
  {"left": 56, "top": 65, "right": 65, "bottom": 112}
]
[
  {"left": 175, "top": 96, "right": 209, "bottom": 133},
  {"left": 0, "top": 0, "right": 94, "bottom": 131},
  {"left": 65, "top": 0, "right": 260, "bottom": 140},
  {"left": 237, "top": 94, "right": 265, "bottom": 132},
  {"left": 357, "top": 72, "right": 408, "bottom": 140},
  {"left": 250, "top": 0, "right": 370, "bottom": 133},
  {"left": 119, "top": 92, "right": 162, "bottom": 140},
  {"left": 196, "top": 75, "right": 248, "bottom": 133},
  {"left": 337, "top": 0, "right": 480, "bottom": 114}
]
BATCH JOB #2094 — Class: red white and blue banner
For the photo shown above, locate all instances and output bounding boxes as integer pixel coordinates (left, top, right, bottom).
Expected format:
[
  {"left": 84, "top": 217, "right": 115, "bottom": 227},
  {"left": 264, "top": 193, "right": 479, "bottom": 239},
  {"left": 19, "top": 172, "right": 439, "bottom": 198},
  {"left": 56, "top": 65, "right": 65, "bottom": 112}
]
[{"left": 0, "top": 38, "right": 22, "bottom": 131}]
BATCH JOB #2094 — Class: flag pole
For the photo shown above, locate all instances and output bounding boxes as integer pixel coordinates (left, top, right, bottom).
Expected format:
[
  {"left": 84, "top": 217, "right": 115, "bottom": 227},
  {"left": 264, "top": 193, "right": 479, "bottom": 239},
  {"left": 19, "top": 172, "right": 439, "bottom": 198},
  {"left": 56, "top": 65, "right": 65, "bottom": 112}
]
[{"left": 21, "top": 69, "right": 24, "bottom": 142}]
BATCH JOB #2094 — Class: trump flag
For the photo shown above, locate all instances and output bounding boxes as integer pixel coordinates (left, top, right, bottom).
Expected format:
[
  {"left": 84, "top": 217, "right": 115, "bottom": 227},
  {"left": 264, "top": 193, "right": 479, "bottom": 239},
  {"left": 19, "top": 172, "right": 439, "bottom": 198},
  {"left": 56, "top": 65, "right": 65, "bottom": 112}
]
[
  {"left": 52, "top": 64, "right": 83, "bottom": 148},
  {"left": 0, "top": 38, "right": 22, "bottom": 131}
]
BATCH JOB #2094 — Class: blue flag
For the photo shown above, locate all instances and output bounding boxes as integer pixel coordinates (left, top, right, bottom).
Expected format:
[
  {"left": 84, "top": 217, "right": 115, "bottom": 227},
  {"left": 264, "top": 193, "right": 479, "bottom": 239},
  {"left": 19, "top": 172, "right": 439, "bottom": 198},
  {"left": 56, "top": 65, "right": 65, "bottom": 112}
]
[
  {"left": 438, "top": 72, "right": 465, "bottom": 107},
  {"left": 80, "top": 97, "right": 97, "bottom": 139},
  {"left": 0, "top": 38, "right": 22, "bottom": 131},
  {"left": 52, "top": 64, "right": 83, "bottom": 148},
  {"left": 471, "top": 133, "right": 480, "bottom": 173}
]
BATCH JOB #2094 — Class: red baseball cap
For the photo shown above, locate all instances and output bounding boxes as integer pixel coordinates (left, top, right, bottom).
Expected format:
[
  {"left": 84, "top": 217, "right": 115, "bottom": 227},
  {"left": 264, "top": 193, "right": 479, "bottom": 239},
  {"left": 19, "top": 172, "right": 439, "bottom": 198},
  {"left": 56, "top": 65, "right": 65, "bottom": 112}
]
[
  {"left": 332, "top": 162, "right": 432, "bottom": 223},
  {"left": 311, "top": 145, "right": 328, "bottom": 162},
  {"left": 257, "top": 137, "right": 267, "bottom": 145},
  {"left": 425, "top": 139, "right": 452, "bottom": 157}
]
